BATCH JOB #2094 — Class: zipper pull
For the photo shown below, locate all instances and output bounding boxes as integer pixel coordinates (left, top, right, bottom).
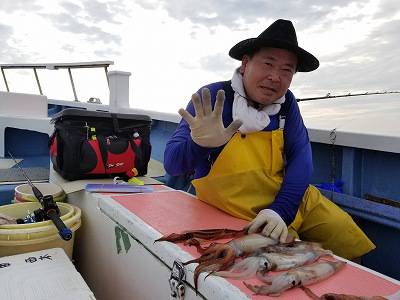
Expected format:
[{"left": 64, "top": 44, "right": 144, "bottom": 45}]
[
  {"left": 84, "top": 122, "right": 89, "bottom": 140},
  {"left": 279, "top": 116, "right": 286, "bottom": 129}
]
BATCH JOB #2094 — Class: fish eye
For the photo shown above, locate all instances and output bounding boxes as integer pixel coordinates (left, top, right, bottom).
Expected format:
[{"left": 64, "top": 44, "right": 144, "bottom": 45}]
[{"left": 261, "top": 259, "right": 271, "bottom": 269}]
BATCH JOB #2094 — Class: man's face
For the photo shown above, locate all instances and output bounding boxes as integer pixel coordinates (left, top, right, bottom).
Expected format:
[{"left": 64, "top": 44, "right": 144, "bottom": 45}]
[{"left": 240, "top": 47, "right": 297, "bottom": 105}]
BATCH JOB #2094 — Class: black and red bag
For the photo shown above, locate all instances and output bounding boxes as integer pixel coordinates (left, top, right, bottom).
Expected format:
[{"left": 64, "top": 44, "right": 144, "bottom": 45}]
[{"left": 49, "top": 108, "right": 152, "bottom": 181}]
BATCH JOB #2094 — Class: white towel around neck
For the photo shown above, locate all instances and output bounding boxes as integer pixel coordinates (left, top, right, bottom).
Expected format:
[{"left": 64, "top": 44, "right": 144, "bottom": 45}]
[{"left": 231, "top": 68, "right": 285, "bottom": 133}]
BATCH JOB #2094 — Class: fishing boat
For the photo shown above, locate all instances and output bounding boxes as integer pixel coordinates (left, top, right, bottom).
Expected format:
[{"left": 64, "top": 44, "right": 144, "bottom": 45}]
[{"left": 0, "top": 61, "right": 399, "bottom": 299}]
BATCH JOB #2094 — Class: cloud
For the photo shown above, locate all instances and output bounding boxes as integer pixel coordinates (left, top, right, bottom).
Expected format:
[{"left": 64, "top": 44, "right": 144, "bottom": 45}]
[
  {"left": 131, "top": 0, "right": 399, "bottom": 100},
  {"left": 0, "top": 23, "right": 12, "bottom": 42},
  {"left": 0, "top": 23, "right": 15, "bottom": 60},
  {"left": 0, "top": 0, "right": 123, "bottom": 64},
  {"left": 136, "top": 0, "right": 356, "bottom": 30},
  {"left": 59, "top": 2, "right": 81, "bottom": 15},
  {"left": 41, "top": 0, "right": 124, "bottom": 45},
  {"left": 80, "top": 0, "right": 126, "bottom": 24},
  {"left": 294, "top": 18, "right": 400, "bottom": 96},
  {"left": 94, "top": 47, "right": 120, "bottom": 57},
  {"left": 133, "top": 0, "right": 160, "bottom": 10},
  {"left": 149, "top": 0, "right": 400, "bottom": 96},
  {"left": 0, "top": 0, "right": 398, "bottom": 111},
  {"left": 198, "top": 53, "right": 237, "bottom": 77},
  {"left": 0, "top": 23, "right": 34, "bottom": 62},
  {"left": 61, "top": 44, "right": 75, "bottom": 53},
  {"left": 42, "top": 12, "right": 121, "bottom": 44},
  {"left": 0, "top": 0, "right": 42, "bottom": 13},
  {"left": 374, "top": 0, "right": 399, "bottom": 19}
]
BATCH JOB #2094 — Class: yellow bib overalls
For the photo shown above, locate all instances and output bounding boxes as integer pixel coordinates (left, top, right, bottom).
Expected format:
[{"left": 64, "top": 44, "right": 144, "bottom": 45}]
[{"left": 192, "top": 130, "right": 375, "bottom": 259}]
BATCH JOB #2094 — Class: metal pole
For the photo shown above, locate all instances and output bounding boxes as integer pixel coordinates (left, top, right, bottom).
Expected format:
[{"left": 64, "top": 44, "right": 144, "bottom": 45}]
[
  {"left": 67, "top": 67, "right": 78, "bottom": 101},
  {"left": 1, "top": 67, "right": 10, "bottom": 92},
  {"left": 104, "top": 66, "right": 109, "bottom": 87},
  {"left": 33, "top": 68, "right": 43, "bottom": 95}
]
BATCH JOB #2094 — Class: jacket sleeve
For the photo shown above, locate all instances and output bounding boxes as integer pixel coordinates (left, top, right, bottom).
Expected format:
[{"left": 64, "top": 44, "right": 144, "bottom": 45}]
[
  {"left": 163, "top": 96, "right": 212, "bottom": 176},
  {"left": 268, "top": 91, "right": 313, "bottom": 224}
]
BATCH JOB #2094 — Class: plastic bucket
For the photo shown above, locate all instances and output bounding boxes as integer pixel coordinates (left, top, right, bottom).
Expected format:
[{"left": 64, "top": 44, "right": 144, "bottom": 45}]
[
  {"left": 14, "top": 182, "right": 66, "bottom": 203},
  {"left": 0, "top": 202, "right": 81, "bottom": 259}
]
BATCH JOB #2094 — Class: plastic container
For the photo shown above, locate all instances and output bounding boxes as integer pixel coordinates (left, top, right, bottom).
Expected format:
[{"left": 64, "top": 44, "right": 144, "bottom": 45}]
[
  {"left": 14, "top": 182, "right": 66, "bottom": 203},
  {"left": 0, "top": 202, "right": 81, "bottom": 259}
]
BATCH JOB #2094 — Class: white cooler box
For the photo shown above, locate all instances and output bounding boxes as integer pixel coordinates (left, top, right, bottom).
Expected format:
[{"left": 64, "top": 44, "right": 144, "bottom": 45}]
[
  {"left": 64, "top": 183, "right": 400, "bottom": 300},
  {"left": 0, "top": 248, "right": 95, "bottom": 299}
]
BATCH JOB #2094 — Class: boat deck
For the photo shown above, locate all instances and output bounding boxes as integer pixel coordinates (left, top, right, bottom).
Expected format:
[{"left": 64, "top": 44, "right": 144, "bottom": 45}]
[{"left": 0, "top": 90, "right": 399, "bottom": 284}]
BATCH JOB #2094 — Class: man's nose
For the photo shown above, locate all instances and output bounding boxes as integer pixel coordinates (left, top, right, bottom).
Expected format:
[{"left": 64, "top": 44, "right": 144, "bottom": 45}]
[{"left": 267, "top": 69, "right": 280, "bottom": 81}]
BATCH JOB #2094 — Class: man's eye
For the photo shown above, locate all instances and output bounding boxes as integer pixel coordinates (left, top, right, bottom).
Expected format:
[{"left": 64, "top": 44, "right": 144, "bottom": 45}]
[{"left": 282, "top": 68, "right": 294, "bottom": 74}]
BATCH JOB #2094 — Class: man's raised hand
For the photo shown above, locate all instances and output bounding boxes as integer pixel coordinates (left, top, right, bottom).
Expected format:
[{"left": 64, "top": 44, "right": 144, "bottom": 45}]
[{"left": 179, "top": 88, "right": 242, "bottom": 147}]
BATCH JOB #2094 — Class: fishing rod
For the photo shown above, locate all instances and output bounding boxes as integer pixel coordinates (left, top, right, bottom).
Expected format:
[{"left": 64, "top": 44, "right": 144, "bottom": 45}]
[
  {"left": 297, "top": 90, "right": 400, "bottom": 102},
  {"left": 8, "top": 152, "right": 72, "bottom": 241}
]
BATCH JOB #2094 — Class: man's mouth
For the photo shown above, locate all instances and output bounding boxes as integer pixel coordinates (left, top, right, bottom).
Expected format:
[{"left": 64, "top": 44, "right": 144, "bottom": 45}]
[{"left": 260, "top": 86, "right": 277, "bottom": 93}]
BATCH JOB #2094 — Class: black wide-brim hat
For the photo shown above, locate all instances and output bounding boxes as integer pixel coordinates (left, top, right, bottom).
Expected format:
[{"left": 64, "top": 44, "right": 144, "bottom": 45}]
[{"left": 229, "top": 19, "right": 319, "bottom": 72}]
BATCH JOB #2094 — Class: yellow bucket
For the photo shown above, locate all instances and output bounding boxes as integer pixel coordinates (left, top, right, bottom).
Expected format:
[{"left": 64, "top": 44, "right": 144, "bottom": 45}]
[
  {"left": 14, "top": 182, "right": 66, "bottom": 203},
  {"left": 0, "top": 202, "right": 81, "bottom": 259}
]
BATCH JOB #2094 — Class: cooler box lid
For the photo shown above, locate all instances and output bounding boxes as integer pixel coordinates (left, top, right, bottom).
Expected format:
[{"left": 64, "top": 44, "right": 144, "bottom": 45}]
[{"left": 98, "top": 189, "right": 400, "bottom": 299}]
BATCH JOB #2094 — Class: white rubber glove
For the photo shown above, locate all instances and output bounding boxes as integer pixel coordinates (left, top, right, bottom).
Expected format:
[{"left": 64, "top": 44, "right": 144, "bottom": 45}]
[
  {"left": 178, "top": 88, "right": 242, "bottom": 148},
  {"left": 246, "top": 209, "right": 288, "bottom": 243}
]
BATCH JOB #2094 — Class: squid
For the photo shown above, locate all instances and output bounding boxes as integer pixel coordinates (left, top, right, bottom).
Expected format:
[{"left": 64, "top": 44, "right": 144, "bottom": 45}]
[
  {"left": 262, "top": 240, "right": 325, "bottom": 254},
  {"left": 185, "top": 233, "right": 279, "bottom": 290},
  {"left": 214, "top": 248, "right": 332, "bottom": 279},
  {"left": 260, "top": 249, "right": 333, "bottom": 273},
  {"left": 301, "top": 286, "right": 400, "bottom": 300},
  {"left": 212, "top": 255, "right": 271, "bottom": 280},
  {"left": 154, "top": 228, "right": 246, "bottom": 244},
  {"left": 244, "top": 260, "right": 346, "bottom": 296}
]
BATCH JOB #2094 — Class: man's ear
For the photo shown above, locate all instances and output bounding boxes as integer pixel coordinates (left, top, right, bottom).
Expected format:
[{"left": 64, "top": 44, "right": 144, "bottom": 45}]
[{"left": 239, "top": 55, "right": 250, "bottom": 74}]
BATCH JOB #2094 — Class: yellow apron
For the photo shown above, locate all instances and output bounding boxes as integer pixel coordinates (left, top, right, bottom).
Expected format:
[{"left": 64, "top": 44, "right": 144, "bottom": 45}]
[{"left": 192, "top": 130, "right": 375, "bottom": 259}]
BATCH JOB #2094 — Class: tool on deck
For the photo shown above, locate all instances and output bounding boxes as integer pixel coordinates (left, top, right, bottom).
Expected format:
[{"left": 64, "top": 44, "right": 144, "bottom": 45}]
[{"left": 8, "top": 152, "right": 72, "bottom": 241}]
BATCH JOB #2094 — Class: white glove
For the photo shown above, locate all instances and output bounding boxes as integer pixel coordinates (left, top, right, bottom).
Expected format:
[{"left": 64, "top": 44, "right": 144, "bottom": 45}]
[
  {"left": 246, "top": 209, "right": 288, "bottom": 243},
  {"left": 178, "top": 88, "right": 242, "bottom": 148}
]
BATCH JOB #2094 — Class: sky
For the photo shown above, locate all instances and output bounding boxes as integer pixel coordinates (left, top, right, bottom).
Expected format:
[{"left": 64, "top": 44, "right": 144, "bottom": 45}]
[{"left": 0, "top": 0, "right": 399, "bottom": 113}]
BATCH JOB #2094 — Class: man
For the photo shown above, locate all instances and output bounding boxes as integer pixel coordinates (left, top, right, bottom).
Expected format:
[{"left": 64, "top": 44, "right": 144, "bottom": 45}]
[{"left": 164, "top": 19, "right": 375, "bottom": 259}]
